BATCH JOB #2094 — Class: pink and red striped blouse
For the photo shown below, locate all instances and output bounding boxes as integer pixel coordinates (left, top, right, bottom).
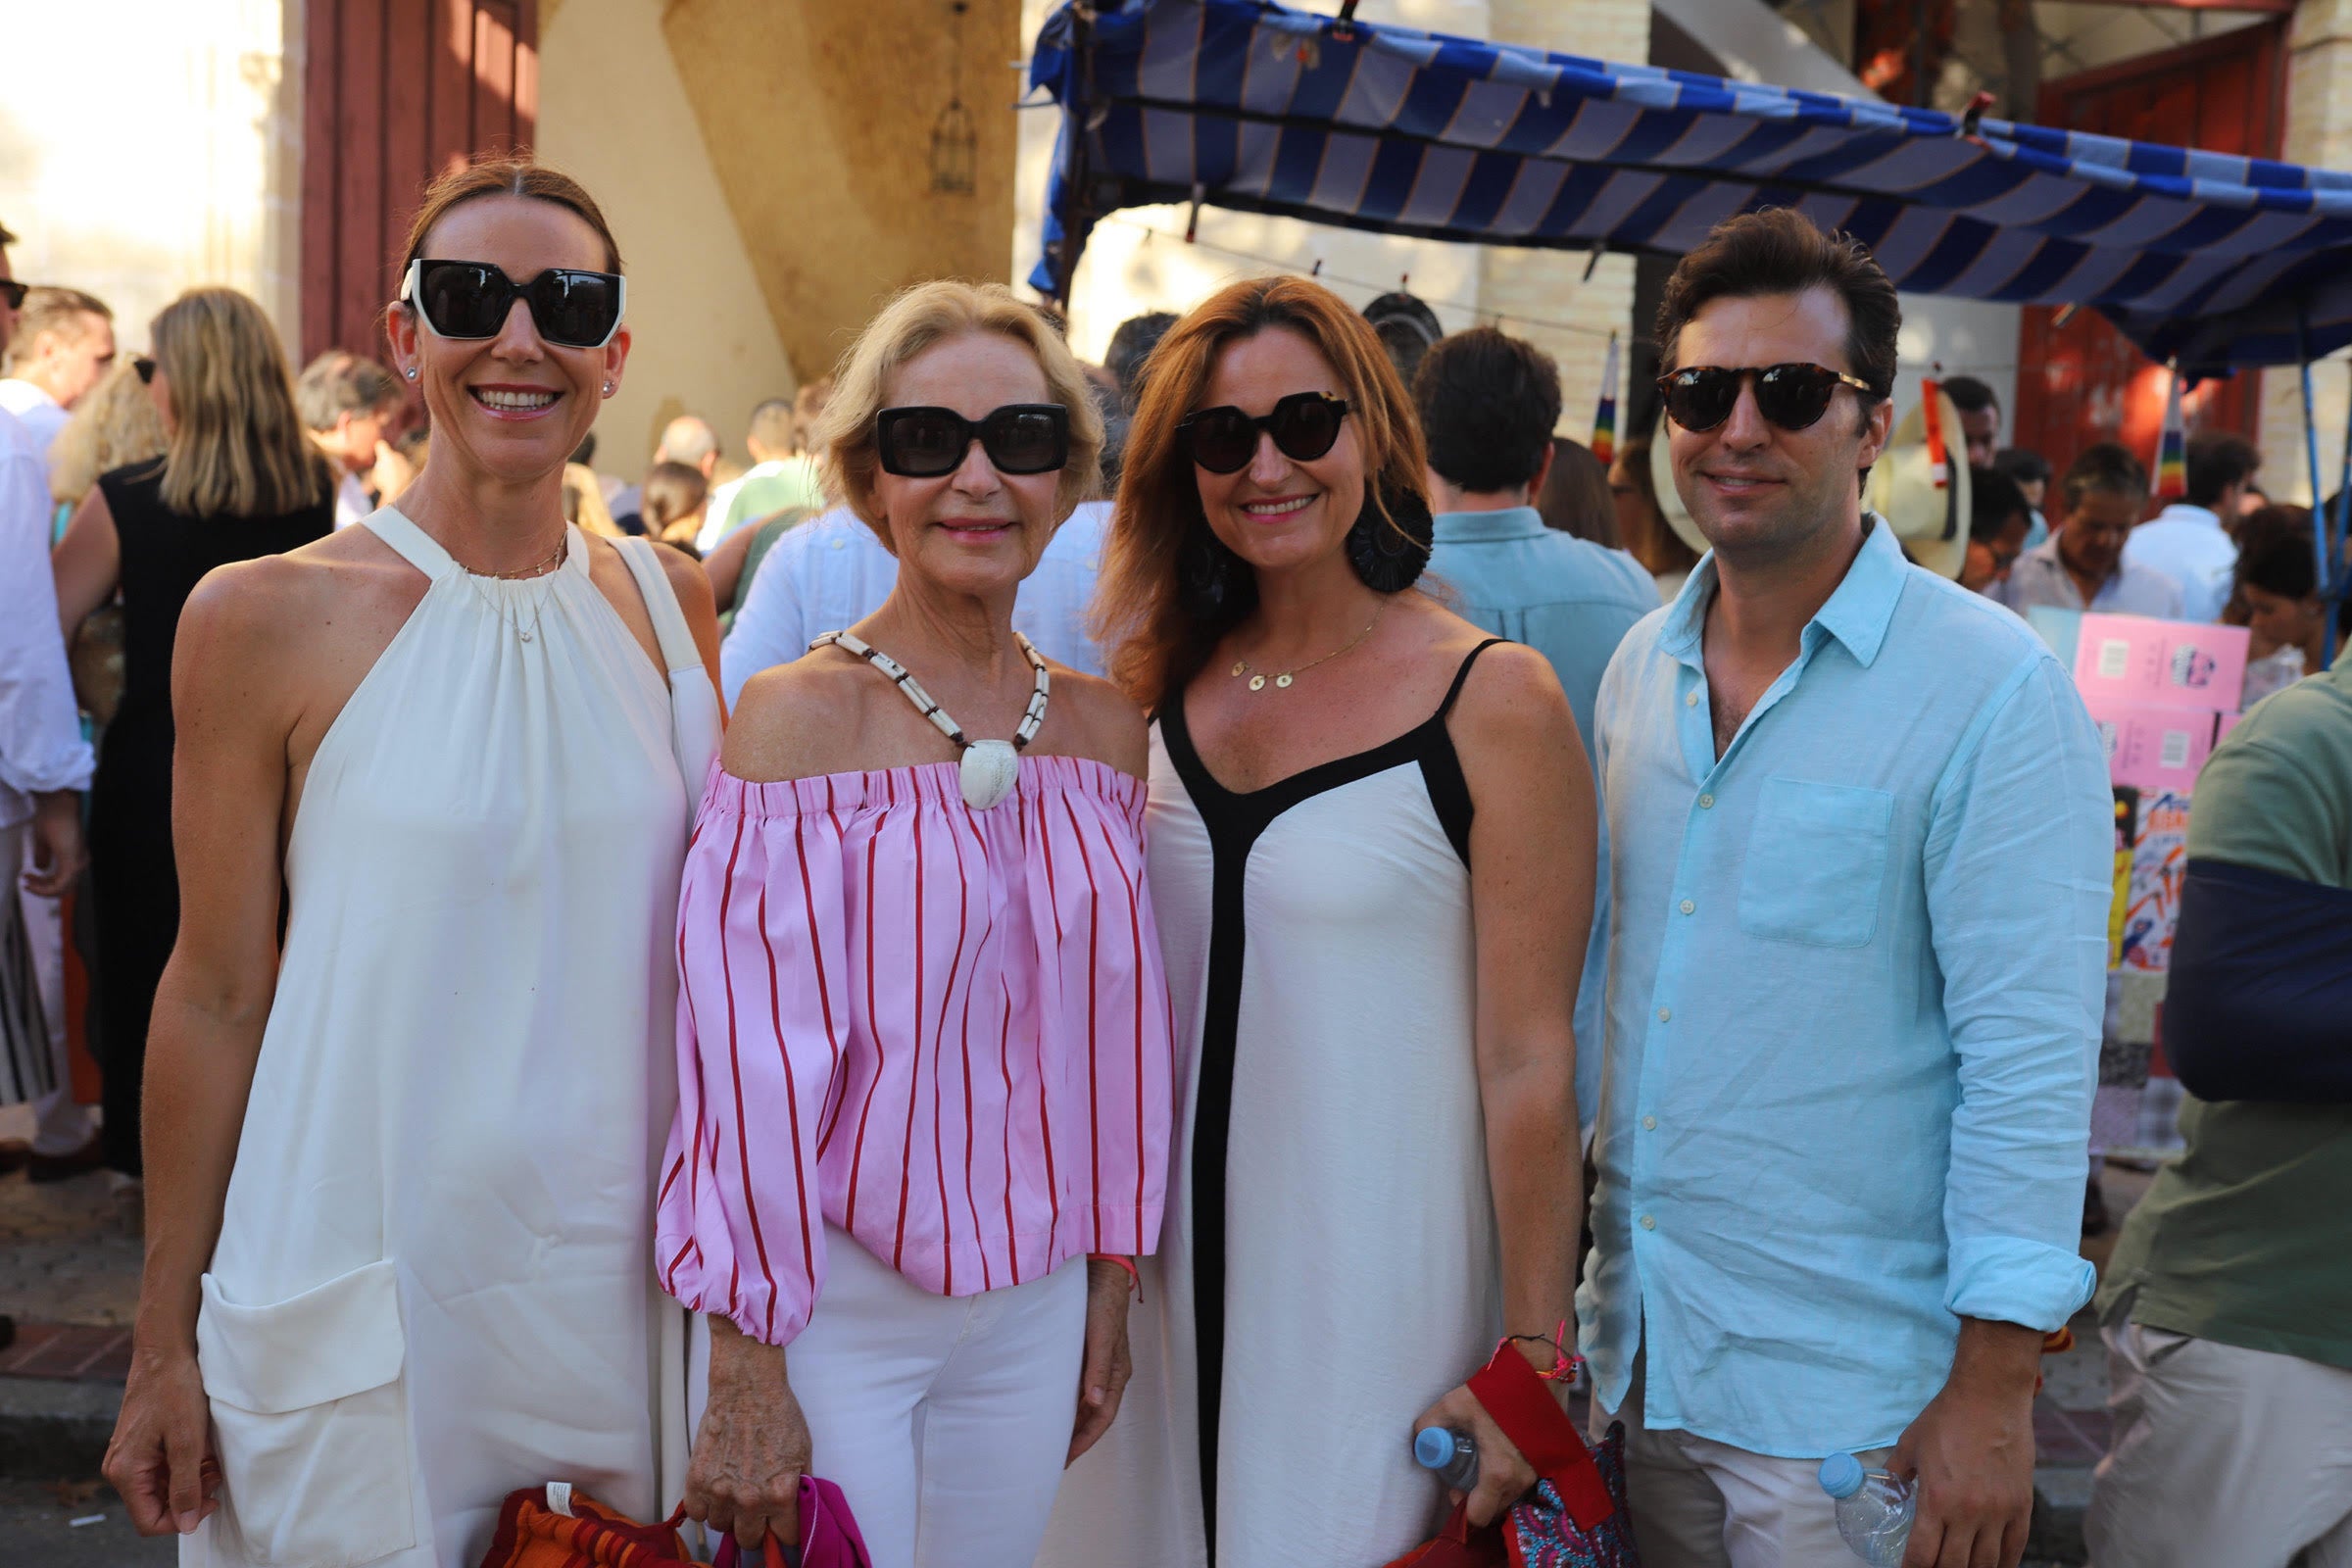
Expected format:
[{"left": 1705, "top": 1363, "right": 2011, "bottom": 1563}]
[{"left": 657, "top": 754, "right": 1175, "bottom": 1347}]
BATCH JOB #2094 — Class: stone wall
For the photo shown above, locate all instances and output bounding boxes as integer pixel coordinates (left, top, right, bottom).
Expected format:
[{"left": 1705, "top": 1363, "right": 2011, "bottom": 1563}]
[{"left": 2260, "top": 0, "right": 2352, "bottom": 504}]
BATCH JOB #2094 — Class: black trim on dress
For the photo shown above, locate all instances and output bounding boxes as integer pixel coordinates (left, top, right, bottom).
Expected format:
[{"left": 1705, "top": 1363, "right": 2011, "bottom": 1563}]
[{"left": 1155, "top": 636, "right": 1502, "bottom": 1557}]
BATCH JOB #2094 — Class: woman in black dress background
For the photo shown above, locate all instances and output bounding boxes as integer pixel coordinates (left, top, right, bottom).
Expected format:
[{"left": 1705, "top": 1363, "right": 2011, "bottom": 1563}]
[{"left": 51, "top": 287, "right": 334, "bottom": 1184}]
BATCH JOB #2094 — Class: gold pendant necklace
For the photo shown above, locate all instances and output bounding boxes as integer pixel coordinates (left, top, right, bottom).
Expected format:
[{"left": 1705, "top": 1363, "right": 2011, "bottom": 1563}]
[{"left": 1229, "top": 599, "right": 1386, "bottom": 693}]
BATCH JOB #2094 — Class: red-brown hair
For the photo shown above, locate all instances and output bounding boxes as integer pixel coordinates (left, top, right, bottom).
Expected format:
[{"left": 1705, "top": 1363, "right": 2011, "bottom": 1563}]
[
  {"left": 1092, "top": 275, "right": 1429, "bottom": 711},
  {"left": 396, "top": 158, "right": 622, "bottom": 279}
]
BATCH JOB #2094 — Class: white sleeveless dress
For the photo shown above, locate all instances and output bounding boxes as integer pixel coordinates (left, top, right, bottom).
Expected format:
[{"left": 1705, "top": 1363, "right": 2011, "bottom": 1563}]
[
  {"left": 1041, "top": 642, "right": 1506, "bottom": 1568},
  {"left": 186, "top": 511, "right": 719, "bottom": 1568}
]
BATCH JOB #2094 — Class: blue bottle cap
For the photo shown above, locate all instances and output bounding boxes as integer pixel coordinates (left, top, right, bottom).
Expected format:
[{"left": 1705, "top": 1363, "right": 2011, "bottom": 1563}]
[
  {"left": 1818, "top": 1451, "right": 1864, "bottom": 1498},
  {"left": 1413, "top": 1427, "right": 1456, "bottom": 1470}
]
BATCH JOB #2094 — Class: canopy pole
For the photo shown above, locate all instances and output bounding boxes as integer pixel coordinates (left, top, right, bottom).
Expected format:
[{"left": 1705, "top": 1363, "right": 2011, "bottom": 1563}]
[
  {"left": 2332, "top": 367, "right": 2350, "bottom": 668},
  {"left": 2299, "top": 312, "right": 2324, "bottom": 526},
  {"left": 1051, "top": 6, "right": 1097, "bottom": 310}
]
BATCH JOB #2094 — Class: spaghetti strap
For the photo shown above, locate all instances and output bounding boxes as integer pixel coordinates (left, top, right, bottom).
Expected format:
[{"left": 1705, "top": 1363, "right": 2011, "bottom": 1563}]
[{"left": 1436, "top": 637, "right": 1508, "bottom": 720}]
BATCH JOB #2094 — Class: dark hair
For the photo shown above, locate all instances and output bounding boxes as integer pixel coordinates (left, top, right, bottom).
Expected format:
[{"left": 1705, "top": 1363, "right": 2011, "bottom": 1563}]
[
  {"left": 1536, "top": 437, "right": 1616, "bottom": 545},
  {"left": 397, "top": 158, "right": 621, "bottom": 280},
  {"left": 569, "top": 431, "right": 597, "bottom": 466},
  {"left": 641, "top": 460, "right": 709, "bottom": 529},
  {"left": 1968, "top": 466, "right": 2030, "bottom": 542},
  {"left": 2185, "top": 432, "right": 2261, "bottom": 509},
  {"left": 2235, "top": 506, "right": 2318, "bottom": 600},
  {"left": 1414, "top": 326, "right": 1560, "bottom": 494},
  {"left": 1362, "top": 290, "right": 1445, "bottom": 389},
  {"left": 1614, "top": 431, "right": 1701, "bottom": 577},
  {"left": 2062, "top": 442, "right": 2148, "bottom": 512},
  {"left": 1940, "top": 375, "right": 1996, "bottom": 415},
  {"left": 1993, "top": 447, "right": 2050, "bottom": 487},
  {"left": 1656, "top": 209, "right": 1898, "bottom": 414},
  {"left": 1105, "top": 312, "right": 1178, "bottom": 412}
]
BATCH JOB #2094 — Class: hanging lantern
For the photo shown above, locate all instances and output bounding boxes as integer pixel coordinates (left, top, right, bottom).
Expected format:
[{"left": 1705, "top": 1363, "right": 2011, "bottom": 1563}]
[
  {"left": 929, "top": 1, "right": 976, "bottom": 195},
  {"left": 931, "top": 99, "right": 976, "bottom": 194}
]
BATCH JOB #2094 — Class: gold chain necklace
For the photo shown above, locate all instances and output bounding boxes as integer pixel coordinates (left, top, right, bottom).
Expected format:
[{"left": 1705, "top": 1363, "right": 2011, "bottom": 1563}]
[
  {"left": 1229, "top": 599, "right": 1387, "bottom": 692},
  {"left": 454, "top": 527, "right": 569, "bottom": 580}
]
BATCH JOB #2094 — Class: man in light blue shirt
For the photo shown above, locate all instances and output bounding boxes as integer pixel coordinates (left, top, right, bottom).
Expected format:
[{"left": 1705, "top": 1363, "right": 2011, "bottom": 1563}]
[
  {"left": 2121, "top": 432, "right": 2255, "bottom": 623},
  {"left": 720, "top": 499, "right": 1110, "bottom": 706},
  {"left": 1415, "top": 326, "right": 1656, "bottom": 1140},
  {"left": 1586, "top": 210, "right": 2110, "bottom": 1568}
]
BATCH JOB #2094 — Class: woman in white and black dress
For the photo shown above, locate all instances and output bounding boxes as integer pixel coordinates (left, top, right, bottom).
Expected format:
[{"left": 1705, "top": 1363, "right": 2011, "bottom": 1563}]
[{"left": 1042, "top": 276, "right": 1595, "bottom": 1566}]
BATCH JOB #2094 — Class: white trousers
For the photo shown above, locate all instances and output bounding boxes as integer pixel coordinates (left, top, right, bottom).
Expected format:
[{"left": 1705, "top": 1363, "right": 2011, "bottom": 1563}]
[
  {"left": 714, "top": 1227, "right": 1088, "bottom": 1568},
  {"left": 1596, "top": 1353, "right": 1886, "bottom": 1568},
  {"left": 5, "top": 821, "right": 92, "bottom": 1152},
  {"left": 2088, "top": 1321, "right": 2352, "bottom": 1568}
]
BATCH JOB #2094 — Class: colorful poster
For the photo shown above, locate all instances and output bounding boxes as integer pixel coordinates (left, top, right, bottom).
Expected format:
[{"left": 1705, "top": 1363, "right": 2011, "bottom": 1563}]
[
  {"left": 2074, "top": 613, "right": 2248, "bottom": 714},
  {"left": 2117, "top": 790, "right": 2192, "bottom": 973}
]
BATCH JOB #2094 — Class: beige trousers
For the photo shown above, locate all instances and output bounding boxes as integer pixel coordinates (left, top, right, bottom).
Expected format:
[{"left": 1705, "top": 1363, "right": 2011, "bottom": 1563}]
[
  {"left": 2088, "top": 1321, "right": 2352, "bottom": 1568},
  {"left": 1594, "top": 1354, "right": 1890, "bottom": 1568}
]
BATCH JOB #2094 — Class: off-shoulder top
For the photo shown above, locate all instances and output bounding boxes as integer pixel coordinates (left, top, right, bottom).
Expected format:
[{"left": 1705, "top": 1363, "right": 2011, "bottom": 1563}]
[{"left": 657, "top": 754, "right": 1175, "bottom": 1347}]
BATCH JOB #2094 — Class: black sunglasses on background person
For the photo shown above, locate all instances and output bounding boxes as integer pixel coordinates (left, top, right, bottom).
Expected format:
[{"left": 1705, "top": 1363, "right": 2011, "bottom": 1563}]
[
  {"left": 1179, "top": 390, "right": 1350, "bottom": 474},
  {"left": 0, "top": 280, "right": 27, "bottom": 311},
  {"left": 875, "top": 404, "right": 1069, "bottom": 478},
  {"left": 1656, "top": 363, "right": 1881, "bottom": 434},
  {"left": 401, "top": 259, "right": 626, "bottom": 350},
  {"left": 132, "top": 356, "right": 156, "bottom": 385}
]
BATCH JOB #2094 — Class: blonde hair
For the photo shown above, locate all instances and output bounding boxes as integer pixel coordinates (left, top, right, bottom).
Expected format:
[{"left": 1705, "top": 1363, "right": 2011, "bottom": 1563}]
[
  {"left": 48, "top": 359, "right": 168, "bottom": 506},
  {"left": 151, "top": 288, "right": 334, "bottom": 518},
  {"left": 561, "top": 462, "right": 621, "bottom": 537},
  {"left": 816, "top": 281, "right": 1102, "bottom": 545}
]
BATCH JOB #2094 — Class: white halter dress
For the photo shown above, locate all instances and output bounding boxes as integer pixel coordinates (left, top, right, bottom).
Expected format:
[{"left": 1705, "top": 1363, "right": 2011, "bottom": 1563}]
[{"left": 186, "top": 510, "right": 719, "bottom": 1568}]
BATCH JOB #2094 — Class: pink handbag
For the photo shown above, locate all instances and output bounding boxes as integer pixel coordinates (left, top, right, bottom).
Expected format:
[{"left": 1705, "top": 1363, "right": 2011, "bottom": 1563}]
[{"left": 709, "top": 1477, "right": 872, "bottom": 1568}]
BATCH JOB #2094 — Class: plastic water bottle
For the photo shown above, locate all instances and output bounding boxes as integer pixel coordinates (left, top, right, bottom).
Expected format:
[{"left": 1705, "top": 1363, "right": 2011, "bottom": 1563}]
[
  {"left": 1413, "top": 1426, "right": 1479, "bottom": 1493},
  {"left": 1817, "top": 1453, "right": 1915, "bottom": 1567}
]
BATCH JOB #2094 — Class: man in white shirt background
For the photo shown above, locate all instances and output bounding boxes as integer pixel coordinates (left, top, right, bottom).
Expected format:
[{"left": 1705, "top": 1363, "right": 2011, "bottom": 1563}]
[
  {"left": 2124, "top": 432, "right": 2257, "bottom": 623},
  {"left": 295, "top": 350, "right": 406, "bottom": 528},
  {"left": 0, "top": 285, "right": 115, "bottom": 473},
  {"left": 0, "top": 218, "right": 102, "bottom": 1179},
  {"left": 1994, "top": 443, "right": 2186, "bottom": 619}
]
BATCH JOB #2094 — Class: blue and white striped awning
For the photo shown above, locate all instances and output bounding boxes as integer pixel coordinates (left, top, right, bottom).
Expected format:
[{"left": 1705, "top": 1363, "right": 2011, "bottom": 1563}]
[{"left": 1027, "top": 0, "right": 2352, "bottom": 374}]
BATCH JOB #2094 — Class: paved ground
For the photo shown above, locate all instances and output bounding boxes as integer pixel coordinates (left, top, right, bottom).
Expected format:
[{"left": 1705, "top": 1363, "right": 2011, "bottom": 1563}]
[{"left": 0, "top": 1478, "right": 174, "bottom": 1567}]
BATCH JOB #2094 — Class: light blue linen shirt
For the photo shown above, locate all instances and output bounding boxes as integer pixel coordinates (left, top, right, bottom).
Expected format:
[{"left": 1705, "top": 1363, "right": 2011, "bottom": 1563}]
[
  {"left": 1580, "top": 517, "right": 2110, "bottom": 1458},
  {"left": 1427, "top": 506, "right": 1658, "bottom": 1136},
  {"left": 719, "top": 500, "right": 1110, "bottom": 707}
]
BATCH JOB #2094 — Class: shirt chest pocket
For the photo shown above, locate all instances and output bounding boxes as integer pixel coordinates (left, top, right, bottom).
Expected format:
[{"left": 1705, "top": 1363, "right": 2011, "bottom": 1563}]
[{"left": 1738, "top": 777, "right": 1895, "bottom": 949}]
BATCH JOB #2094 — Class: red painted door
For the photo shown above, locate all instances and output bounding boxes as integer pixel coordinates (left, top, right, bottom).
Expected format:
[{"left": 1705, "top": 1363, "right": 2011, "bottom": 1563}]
[
  {"left": 2013, "top": 22, "right": 2282, "bottom": 494},
  {"left": 301, "top": 0, "right": 539, "bottom": 363}
]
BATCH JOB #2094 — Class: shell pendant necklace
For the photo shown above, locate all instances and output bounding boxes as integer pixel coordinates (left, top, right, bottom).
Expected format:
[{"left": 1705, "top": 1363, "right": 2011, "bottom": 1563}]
[
  {"left": 1230, "top": 596, "right": 1387, "bottom": 692},
  {"left": 810, "top": 630, "right": 1050, "bottom": 809}
]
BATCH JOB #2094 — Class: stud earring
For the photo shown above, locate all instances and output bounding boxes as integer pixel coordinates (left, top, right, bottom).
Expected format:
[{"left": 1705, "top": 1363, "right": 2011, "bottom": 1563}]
[
  {"left": 405, "top": 367, "right": 417, "bottom": 380},
  {"left": 602, "top": 381, "right": 613, "bottom": 396}
]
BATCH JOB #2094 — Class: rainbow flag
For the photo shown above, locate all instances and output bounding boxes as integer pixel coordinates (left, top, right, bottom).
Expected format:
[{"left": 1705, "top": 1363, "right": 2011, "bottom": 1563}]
[
  {"left": 1591, "top": 332, "right": 1620, "bottom": 466},
  {"left": 2153, "top": 362, "right": 2186, "bottom": 501}
]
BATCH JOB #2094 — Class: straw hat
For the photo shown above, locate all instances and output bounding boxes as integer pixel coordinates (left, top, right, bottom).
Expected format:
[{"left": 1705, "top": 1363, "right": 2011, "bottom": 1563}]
[{"left": 1649, "top": 382, "right": 1973, "bottom": 579}]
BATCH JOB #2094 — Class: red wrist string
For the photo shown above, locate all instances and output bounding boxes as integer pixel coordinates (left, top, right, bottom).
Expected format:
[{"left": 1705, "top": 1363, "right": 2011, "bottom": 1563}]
[
  {"left": 1089, "top": 1252, "right": 1141, "bottom": 1298},
  {"left": 1498, "top": 1319, "right": 1586, "bottom": 1386}
]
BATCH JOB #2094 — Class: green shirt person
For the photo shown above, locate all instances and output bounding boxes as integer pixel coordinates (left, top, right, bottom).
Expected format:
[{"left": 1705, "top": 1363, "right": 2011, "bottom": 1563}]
[{"left": 2089, "top": 648, "right": 2352, "bottom": 1568}]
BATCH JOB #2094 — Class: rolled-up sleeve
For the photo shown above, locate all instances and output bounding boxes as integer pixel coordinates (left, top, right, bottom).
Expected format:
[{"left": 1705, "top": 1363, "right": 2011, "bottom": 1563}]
[
  {"left": 1922, "top": 654, "right": 2108, "bottom": 1330},
  {"left": 0, "top": 436, "right": 94, "bottom": 812},
  {"left": 657, "top": 789, "right": 848, "bottom": 1348}
]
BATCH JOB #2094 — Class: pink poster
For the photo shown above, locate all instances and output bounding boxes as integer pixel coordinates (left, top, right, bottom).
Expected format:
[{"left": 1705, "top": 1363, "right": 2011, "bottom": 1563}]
[
  {"left": 2075, "top": 613, "right": 2249, "bottom": 714},
  {"left": 2082, "top": 695, "right": 2218, "bottom": 794}
]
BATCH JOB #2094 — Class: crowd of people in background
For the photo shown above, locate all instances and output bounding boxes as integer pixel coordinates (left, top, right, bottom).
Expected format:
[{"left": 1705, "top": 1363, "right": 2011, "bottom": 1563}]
[{"left": 0, "top": 155, "right": 2345, "bottom": 1568}]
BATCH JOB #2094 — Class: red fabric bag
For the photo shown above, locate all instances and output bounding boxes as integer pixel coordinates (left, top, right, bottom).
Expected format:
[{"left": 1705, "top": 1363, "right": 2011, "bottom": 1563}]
[{"left": 1382, "top": 1344, "right": 1641, "bottom": 1568}]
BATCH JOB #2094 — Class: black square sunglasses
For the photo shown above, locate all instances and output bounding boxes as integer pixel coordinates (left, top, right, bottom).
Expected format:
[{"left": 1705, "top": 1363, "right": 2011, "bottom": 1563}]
[
  {"left": 1178, "top": 390, "right": 1350, "bottom": 474},
  {"left": 0, "top": 280, "right": 27, "bottom": 312},
  {"left": 875, "top": 404, "right": 1069, "bottom": 478},
  {"left": 400, "top": 259, "right": 626, "bottom": 350},
  {"left": 1656, "top": 363, "right": 1881, "bottom": 434}
]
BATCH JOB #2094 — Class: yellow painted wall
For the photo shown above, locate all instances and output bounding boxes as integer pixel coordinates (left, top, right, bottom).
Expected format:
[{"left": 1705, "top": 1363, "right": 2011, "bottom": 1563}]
[
  {"left": 661, "top": 0, "right": 1024, "bottom": 384},
  {"left": 537, "top": 0, "right": 799, "bottom": 474},
  {"left": 0, "top": 0, "right": 299, "bottom": 359}
]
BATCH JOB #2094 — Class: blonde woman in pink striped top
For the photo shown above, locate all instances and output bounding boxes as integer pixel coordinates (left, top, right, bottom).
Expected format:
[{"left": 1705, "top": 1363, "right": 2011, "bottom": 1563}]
[{"left": 658, "top": 281, "right": 1174, "bottom": 1568}]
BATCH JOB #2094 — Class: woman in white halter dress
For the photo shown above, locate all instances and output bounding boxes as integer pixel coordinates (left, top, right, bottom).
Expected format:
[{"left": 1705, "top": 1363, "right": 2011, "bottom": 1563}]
[{"left": 104, "top": 163, "right": 722, "bottom": 1568}]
